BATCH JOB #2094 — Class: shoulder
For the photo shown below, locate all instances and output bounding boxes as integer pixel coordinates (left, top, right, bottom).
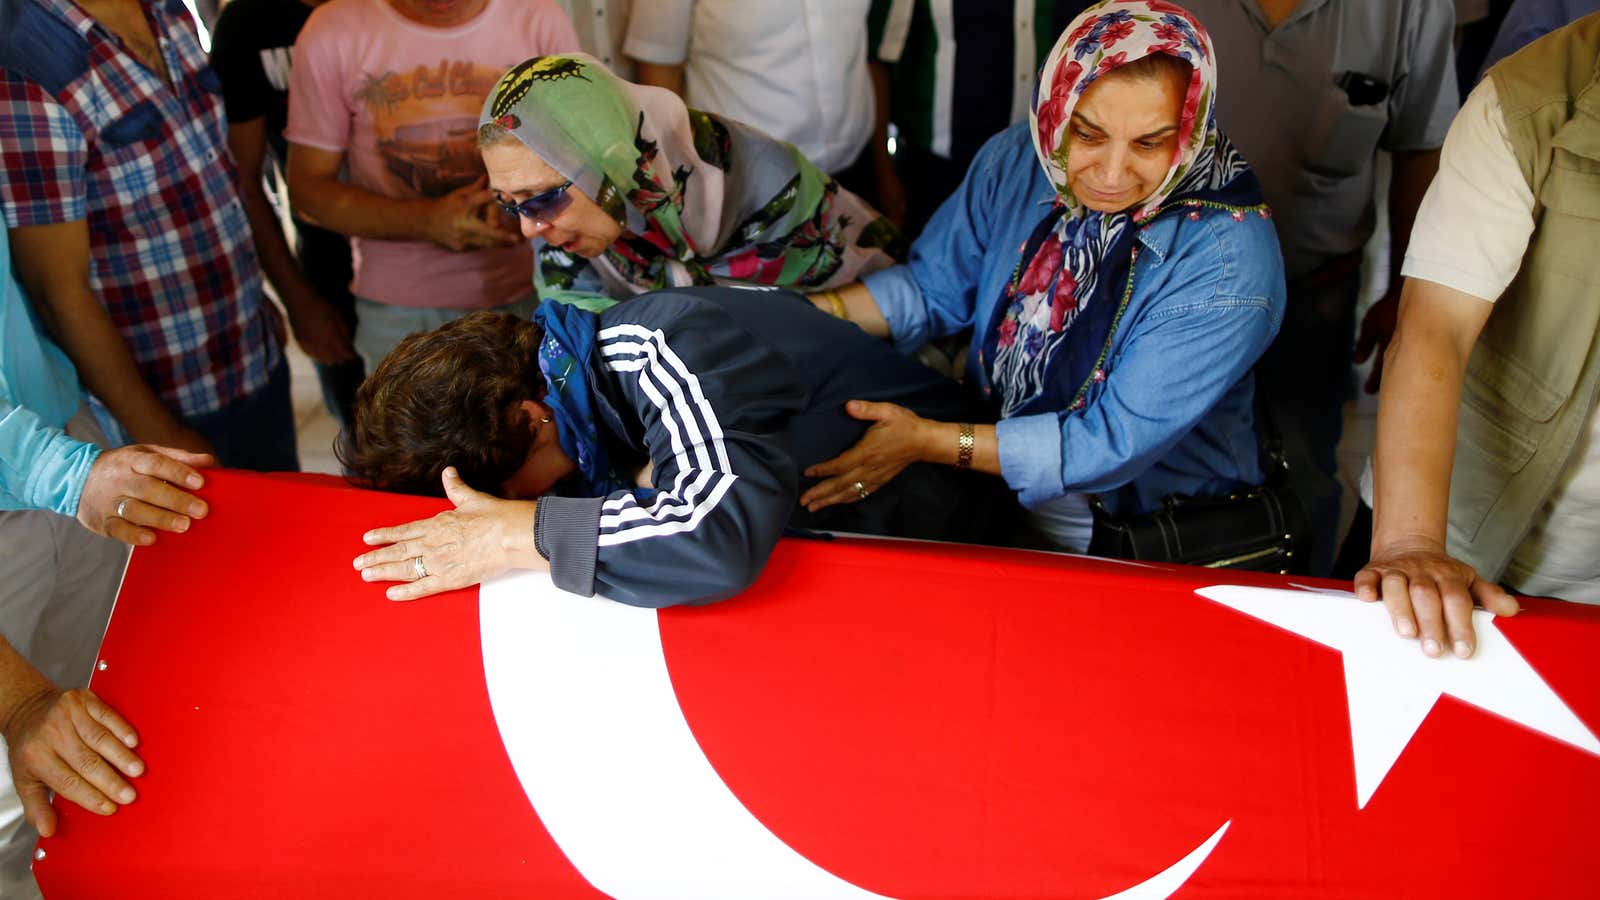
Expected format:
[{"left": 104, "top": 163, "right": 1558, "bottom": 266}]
[
  {"left": 972, "top": 123, "right": 1045, "bottom": 179},
  {"left": 1139, "top": 204, "right": 1285, "bottom": 317},
  {"left": 0, "top": 0, "right": 88, "bottom": 95},
  {"left": 963, "top": 123, "right": 1055, "bottom": 204},
  {"left": 299, "top": 0, "right": 368, "bottom": 40},
  {"left": 597, "top": 289, "right": 738, "bottom": 338}
]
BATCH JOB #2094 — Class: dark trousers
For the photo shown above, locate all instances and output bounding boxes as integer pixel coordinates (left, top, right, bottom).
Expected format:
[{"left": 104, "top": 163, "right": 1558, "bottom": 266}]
[
  {"left": 1257, "top": 261, "right": 1362, "bottom": 576},
  {"left": 183, "top": 358, "right": 300, "bottom": 472}
]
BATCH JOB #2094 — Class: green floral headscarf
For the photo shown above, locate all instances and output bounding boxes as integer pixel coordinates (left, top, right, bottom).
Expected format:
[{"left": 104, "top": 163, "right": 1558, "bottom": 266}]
[{"left": 480, "top": 55, "right": 902, "bottom": 306}]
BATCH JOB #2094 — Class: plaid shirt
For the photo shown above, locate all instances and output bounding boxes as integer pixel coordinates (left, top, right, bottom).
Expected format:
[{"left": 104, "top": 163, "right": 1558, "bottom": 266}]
[{"left": 0, "top": 0, "right": 281, "bottom": 418}]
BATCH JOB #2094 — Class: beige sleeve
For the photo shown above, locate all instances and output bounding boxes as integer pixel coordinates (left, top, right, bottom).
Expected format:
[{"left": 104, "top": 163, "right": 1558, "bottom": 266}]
[{"left": 1399, "top": 79, "right": 1537, "bottom": 303}]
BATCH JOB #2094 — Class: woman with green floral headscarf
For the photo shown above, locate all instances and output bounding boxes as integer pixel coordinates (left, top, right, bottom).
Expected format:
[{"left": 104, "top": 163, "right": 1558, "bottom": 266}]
[{"left": 476, "top": 54, "right": 903, "bottom": 308}]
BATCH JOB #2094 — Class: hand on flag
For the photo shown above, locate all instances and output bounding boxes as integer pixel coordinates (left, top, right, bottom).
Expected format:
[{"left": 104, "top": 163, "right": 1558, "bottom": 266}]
[
  {"left": 0, "top": 672, "right": 143, "bottom": 838},
  {"left": 354, "top": 467, "right": 548, "bottom": 601},
  {"left": 76, "top": 444, "right": 214, "bottom": 546}
]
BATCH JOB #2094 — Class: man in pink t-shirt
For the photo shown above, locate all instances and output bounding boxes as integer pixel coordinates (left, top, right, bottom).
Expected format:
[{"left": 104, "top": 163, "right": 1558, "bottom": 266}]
[{"left": 285, "top": 0, "right": 580, "bottom": 368}]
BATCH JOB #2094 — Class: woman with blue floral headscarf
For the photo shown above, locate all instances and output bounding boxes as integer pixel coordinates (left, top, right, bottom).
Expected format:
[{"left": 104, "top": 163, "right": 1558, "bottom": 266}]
[{"left": 799, "top": 0, "right": 1287, "bottom": 552}]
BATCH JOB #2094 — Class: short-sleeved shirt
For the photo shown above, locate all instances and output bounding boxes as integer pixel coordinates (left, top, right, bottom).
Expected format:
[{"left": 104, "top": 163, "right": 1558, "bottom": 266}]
[
  {"left": 208, "top": 0, "right": 315, "bottom": 168},
  {"left": 209, "top": 0, "right": 353, "bottom": 302},
  {"left": 869, "top": 0, "right": 1056, "bottom": 166},
  {"left": 623, "top": 0, "right": 875, "bottom": 174},
  {"left": 0, "top": 0, "right": 281, "bottom": 419},
  {"left": 555, "top": 0, "right": 635, "bottom": 79},
  {"left": 1393, "top": 76, "right": 1600, "bottom": 603},
  {"left": 1180, "top": 0, "right": 1460, "bottom": 278},
  {"left": 285, "top": 0, "right": 579, "bottom": 310}
]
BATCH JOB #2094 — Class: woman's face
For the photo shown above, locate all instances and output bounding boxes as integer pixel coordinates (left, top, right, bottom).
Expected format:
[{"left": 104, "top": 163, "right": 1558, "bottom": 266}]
[
  {"left": 1064, "top": 69, "right": 1187, "bottom": 214},
  {"left": 501, "top": 401, "right": 578, "bottom": 500},
  {"left": 483, "top": 140, "right": 624, "bottom": 259}
]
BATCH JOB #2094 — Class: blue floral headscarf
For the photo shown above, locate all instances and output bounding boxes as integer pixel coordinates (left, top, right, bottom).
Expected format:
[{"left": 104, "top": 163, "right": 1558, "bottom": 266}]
[{"left": 984, "top": 0, "right": 1263, "bottom": 418}]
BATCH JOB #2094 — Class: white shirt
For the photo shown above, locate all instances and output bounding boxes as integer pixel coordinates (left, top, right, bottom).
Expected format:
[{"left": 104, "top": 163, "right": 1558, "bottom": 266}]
[
  {"left": 555, "top": 0, "right": 635, "bottom": 79},
  {"left": 1371, "top": 77, "right": 1600, "bottom": 602},
  {"left": 622, "top": 0, "right": 874, "bottom": 174}
]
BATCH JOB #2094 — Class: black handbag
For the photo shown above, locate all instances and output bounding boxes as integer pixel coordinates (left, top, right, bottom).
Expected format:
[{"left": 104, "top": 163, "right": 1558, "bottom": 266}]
[{"left": 1086, "top": 394, "right": 1311, "bottom": 574}]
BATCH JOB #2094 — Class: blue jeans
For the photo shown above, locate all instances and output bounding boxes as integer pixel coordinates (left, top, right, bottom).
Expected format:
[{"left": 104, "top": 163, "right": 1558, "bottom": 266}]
[{"left": 183, "top": 357, "right": 300, "bottom": 472}]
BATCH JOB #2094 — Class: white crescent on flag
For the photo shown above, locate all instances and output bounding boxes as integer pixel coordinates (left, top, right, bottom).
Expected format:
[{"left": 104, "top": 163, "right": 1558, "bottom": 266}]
[{"left": 480, "top": 571, "right": 1231, "bottom": 899}]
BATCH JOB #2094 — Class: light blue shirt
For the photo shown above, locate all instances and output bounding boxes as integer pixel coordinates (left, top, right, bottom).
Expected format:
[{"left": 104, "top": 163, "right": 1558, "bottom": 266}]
[
  {"left": 1480, "top": 0, "right": 1600, "bottom": 79},
  {"left": 0, "top": 225, "right": 99, "bottom": 514},
  {"left": 862, "top": 124, "right": 1286, "bottom": 515}
]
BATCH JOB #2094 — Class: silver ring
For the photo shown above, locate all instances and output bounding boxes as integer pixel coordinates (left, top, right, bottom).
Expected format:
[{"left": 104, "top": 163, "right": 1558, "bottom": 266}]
[
  {"left": 413, "top": 557, "right": 428, "bottom": 580},
  {"left": 853, "top": 480, "right": 869, "bottom": 500},
  {"left": 116, "top": 498, "right": 131, "bottom": 519}
]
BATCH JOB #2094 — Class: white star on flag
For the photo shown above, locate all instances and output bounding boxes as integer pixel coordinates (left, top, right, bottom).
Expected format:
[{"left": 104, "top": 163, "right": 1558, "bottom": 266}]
[{"left": 1196, "top": 585, "right": 1600, "bottom": 809}]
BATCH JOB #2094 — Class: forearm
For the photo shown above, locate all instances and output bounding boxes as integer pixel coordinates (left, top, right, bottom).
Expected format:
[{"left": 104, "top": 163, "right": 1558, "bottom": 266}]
[
  {"left": 1386, "top": 149, "right": 1441, "bottom": 293},
  {"left": 239, "top": 177, "right": 320, "bottom": 311},
  {"left": 868, "top": 61, "right": 894, "bottom": 170},
  {"left": 811, "top": 280, "right": 892, "bottom": 339},
  {"left": 633, "top": 61, "right": 685, "bottom": 98},
  {"left": 288, "top": 173, "right": 434, "bottom": 242},
  {"left": 1369, "top": 297, "right": 1471, "bottom": 554},
  {"left": 0, "top": 636, "right": 55, "bottom": 741},
  {"left": 46, "top": 290, "right": 186, "bottom": 442}
]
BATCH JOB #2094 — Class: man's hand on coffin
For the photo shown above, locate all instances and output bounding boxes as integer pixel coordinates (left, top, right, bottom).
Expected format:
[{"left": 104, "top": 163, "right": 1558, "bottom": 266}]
[
  {"left": 77, "top": 444, "right": 214, "bottom": 546},
  {"left": 354, "top": 467, "right": 547, "bottom": 601},
  {"left": 1, "top": 680, "right": 143, "bottom": 838},
  {"left": 1354, "top": 542, "right": 1520, "bottom": 659},
  {"left": 800, "top": 400, "right": 935, "bottom": 512}
]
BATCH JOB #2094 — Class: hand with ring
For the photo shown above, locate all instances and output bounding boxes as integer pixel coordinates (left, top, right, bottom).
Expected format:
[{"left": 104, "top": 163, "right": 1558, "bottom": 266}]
[
  {"left": 77, "top": 444, "right": 215, "bottom": 546},
  {"left": 801, "top": 400, "right": 937, "bottom": 512},
  {"left": 353, "top": 468, "right": 548, "bottom": 601}
]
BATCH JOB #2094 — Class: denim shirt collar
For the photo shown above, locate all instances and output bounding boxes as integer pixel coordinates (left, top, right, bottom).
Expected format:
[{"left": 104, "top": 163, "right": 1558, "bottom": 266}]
[{"left": 1133, "top": 212, "right": 1182, "bottom": 265}]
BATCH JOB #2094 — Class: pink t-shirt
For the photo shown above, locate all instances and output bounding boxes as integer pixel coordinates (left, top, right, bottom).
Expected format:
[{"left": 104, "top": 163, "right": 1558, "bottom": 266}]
[{"left": 285, "top": 0, "right": 579, "bottom": 309}]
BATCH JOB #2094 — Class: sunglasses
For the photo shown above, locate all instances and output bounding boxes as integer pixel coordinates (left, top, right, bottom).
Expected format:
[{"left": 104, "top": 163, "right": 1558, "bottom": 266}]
[{"left": 497, "top": 180, "right": 575, "bottom": 225}]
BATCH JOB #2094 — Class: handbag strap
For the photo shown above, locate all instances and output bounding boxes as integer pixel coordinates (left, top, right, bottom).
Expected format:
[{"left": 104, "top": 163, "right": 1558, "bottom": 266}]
[{"left": 1251, "top": 368, "right": 1293, "bottom": 487}]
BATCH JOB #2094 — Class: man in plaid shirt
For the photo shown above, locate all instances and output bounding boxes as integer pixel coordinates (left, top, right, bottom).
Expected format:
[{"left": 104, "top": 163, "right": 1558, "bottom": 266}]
[{"left": 0, "top": 0, "right": 297, "bottom": 471}]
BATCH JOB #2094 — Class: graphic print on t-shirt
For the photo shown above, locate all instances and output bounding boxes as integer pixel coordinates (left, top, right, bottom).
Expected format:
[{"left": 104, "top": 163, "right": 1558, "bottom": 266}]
[
  {"left": 355, "top": 59, "right": 503, "bottom": 197},
  {"left": 259, "top": 46, "right": 292, "bottom": 92}
]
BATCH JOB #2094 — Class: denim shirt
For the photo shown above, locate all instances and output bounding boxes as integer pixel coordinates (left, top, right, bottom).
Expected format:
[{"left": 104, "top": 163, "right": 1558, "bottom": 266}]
[
  {"left": 0, "top": 225, "right": 98, "bottom": 514},
  {"left": 862, "top": 124, "right": 1286, "bottom": 515}
]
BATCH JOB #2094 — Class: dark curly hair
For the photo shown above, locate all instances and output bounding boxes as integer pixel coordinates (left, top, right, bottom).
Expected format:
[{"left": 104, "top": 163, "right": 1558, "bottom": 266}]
[{"left": 337, "top": 311, "right": 549, "bottom": 497}]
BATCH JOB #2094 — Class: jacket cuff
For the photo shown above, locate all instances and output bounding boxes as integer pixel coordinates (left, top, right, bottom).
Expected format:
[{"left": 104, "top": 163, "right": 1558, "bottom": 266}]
[
  {"left": 996, "top": 413, "right": 1065, "bottom": 508},
  {"left": 534, "top": 496, "right": 604, "bottom": 597}
]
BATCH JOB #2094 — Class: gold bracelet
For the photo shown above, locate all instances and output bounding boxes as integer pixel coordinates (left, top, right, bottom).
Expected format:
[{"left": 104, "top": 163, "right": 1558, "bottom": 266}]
[
  {"left": 956, "top": 422, "right": 975, "bottom": 469},
  {"left": 823, "top": 289, "right": 848, "bottom": 320}
]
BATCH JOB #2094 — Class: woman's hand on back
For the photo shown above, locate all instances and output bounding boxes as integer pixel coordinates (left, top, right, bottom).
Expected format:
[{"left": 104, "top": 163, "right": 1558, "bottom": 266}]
[
  {"left": 353, "top": 468, "right": 547, "bottom": 601},
  {"left": 800, "top": 401, "right": 939, "bottom": 512}
]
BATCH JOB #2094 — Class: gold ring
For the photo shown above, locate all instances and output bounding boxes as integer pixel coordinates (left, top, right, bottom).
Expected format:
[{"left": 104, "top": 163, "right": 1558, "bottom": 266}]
[{"left": 853, "top": 480, "right": 869, "bottom": 500}]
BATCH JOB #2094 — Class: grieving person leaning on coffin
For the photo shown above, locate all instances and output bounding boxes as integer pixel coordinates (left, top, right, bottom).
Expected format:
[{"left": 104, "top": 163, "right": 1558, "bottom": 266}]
[{"left": 345, "top": 287, "right": 1013, "bottom": 607}]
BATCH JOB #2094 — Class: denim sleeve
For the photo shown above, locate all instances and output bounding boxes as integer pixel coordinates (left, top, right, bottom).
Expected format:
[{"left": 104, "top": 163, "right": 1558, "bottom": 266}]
[
  {"left": 0, "top": 400, "right": 99, "bottom": 515},
  {"left": 862, "top": 127, "right": 1026, "bottom": 354}
]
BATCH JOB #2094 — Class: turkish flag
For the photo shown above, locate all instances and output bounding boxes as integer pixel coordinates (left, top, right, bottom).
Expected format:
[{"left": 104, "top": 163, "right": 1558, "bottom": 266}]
[{"left": 32, "top": 471, "right": 1600, "bottom": 898}]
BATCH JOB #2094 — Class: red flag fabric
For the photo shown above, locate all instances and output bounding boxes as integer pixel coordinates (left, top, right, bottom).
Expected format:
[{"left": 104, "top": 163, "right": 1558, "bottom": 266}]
[{"left": 32, "top": 471, "right": 1600, "bottom": 898}]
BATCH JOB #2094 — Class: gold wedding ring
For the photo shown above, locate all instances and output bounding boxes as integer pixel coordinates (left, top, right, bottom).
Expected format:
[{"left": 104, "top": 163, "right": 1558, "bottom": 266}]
[{"left": 853, "top": 480, "right": 869, "bottom": 500}]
